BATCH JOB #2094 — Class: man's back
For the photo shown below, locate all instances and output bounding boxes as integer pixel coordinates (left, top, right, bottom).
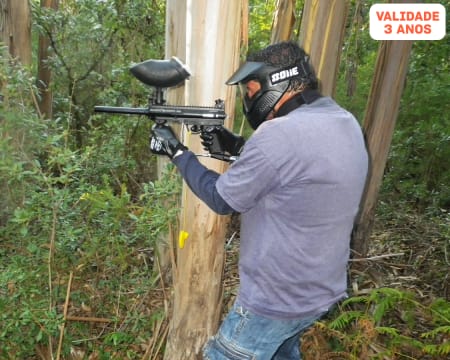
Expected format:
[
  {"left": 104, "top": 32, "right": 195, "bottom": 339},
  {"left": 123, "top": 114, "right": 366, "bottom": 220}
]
[{"left": 216, "top": 97, "right": 368, "bottom": 319}]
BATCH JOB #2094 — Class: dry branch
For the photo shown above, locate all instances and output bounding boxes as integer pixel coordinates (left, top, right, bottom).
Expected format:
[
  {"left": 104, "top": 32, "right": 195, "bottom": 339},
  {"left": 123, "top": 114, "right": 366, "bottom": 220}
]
[{"left": 56, "top": 271, "right": 74, "bottom": 360}]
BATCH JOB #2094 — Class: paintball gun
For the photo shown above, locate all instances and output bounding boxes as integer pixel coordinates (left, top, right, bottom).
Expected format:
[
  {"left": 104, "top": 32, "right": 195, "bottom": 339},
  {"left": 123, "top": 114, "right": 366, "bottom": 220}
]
[{"left": 95, "top": 57, "right": 232, "bottom": 160}]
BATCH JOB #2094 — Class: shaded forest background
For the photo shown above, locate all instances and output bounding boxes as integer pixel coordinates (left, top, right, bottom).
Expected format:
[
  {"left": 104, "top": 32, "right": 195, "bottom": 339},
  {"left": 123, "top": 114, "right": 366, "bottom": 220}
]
[{"left": 0, "top": 0, "right": 449, "bottom": 359}]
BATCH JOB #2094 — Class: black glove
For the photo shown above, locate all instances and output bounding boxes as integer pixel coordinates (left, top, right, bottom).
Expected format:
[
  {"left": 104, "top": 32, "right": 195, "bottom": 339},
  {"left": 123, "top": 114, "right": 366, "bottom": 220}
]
[
  {"left": 200, "top": 126, "right": 245, "bottom": 157},
  {"left": 150, "top": 124, "right": 187, "bottom": 159}
]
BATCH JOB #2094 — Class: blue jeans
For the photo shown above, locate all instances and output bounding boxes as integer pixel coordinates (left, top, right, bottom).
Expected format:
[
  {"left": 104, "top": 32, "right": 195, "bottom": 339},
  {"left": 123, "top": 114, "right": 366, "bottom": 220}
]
[{"left": 203, "top": 301, "right": 324, "bottom": 360}]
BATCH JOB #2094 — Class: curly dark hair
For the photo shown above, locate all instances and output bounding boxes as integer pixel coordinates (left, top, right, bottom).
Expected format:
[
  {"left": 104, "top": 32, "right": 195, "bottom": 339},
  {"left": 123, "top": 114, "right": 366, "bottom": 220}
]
[{"left": 248, "top": 41, "right": 318, "bottom": 91}]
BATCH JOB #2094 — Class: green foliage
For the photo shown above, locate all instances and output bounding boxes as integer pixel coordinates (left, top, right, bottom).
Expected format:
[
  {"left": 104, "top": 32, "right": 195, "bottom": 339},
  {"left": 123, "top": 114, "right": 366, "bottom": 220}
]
[
  {"left": 3, "top": 0, "right": 171, "bottom": 355},
  {"left": 32, "top": 0, "right": 166, "bottom": 148},
  {"left": 335, "top": 1, "right": 450, "bottom": 213},
  {"left": 303, "top": 288, "right": 450, "bottom": 359},
  {"left": 248, "top": 1, "right": 276, "bottom": 53},
  {"left": 248, "top": 0, "right": 305, "bottom": 54},
  {"left": 335, "top": 1, "right": 379, "bottom": 122},
  {"left": 30, "top": 0, "right": 166, "bottom": 193},
  {"left": 385, "top": 37, "right": 450, "bottom": 211},
  {"left": 0, "top": 112, "right": 179, "bottom": 354}
]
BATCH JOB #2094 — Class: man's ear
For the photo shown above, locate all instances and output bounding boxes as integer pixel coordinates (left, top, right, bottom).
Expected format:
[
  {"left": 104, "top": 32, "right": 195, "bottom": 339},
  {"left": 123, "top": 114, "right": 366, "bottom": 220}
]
[{"left": 274, "top": 91, "right": 295, "bottom": 112}]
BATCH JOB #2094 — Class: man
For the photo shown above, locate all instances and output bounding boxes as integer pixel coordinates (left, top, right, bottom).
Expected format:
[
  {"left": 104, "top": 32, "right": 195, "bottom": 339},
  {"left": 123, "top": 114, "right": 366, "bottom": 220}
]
[{"left": 150, "top": 41, "right": 368, "bottom": 359}]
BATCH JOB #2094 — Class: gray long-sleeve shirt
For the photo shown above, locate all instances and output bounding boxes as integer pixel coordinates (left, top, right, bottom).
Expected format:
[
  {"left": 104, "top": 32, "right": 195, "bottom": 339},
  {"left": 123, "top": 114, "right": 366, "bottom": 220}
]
[{"left": 174, "top": 96, "right": 368, "bottom": 319}]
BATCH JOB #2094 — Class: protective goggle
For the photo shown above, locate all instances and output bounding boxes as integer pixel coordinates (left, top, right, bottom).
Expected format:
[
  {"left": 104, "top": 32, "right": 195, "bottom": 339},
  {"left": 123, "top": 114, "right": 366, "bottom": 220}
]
[{"left": 237, "top": 80, "right": 262, "bottom": 110}]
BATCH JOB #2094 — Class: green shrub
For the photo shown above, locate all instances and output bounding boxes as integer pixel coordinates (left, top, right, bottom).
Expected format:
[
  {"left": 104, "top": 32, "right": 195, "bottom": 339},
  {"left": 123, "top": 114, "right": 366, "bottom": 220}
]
[{"left": 0, "top": 49, "right": 179, "bottom": 357}]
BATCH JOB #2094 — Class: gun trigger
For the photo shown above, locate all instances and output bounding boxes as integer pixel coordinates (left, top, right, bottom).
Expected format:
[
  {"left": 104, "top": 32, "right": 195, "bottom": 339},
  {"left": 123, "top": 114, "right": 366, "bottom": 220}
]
[
  {"left": 190, "top": 125, "right": 201, "bottom": 133},
  {"left": 179, "top": 230, "right": 189, "bottom": 248}
]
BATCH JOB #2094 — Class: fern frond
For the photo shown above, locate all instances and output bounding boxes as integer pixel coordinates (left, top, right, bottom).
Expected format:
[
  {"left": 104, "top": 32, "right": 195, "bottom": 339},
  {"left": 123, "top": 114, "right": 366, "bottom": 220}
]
[
  {"left": 328, "top": 311, "right": 365, "bottom": 330},
  {"left": 375, "top": 326, "right": 400, "bottom": 337},
  {"left": 370, "top": 288, "right": 413, "bottom": 323},
  {"left": 313, "top": 320, "right": 348, "bottom": 341},
  {"left": 421, "top": 325, "right": 450, "bottom": 339},
  {"left": 372, "top": 299, "right": 394, "bottom": 323},
  {"left": 429, "top": 297, "right": 450, "bottom": 324},
  {"left": 370, "top": 287, "right": 415, "bottom": 304},
  {"left": 341, "top": 295, "right": 369, "bottom": 307},
  {"left": 422, "top": 341, "right": 450, "bottom": 356}
]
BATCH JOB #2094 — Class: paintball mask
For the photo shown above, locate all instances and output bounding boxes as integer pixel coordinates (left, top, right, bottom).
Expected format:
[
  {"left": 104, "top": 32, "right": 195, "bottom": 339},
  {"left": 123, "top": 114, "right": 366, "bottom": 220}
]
[{"left": 226, "top": 49, "right": 316, "bottom": 130}]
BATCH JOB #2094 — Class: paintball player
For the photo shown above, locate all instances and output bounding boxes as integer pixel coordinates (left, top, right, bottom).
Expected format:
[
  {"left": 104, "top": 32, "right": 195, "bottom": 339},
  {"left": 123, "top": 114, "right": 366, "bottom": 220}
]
[{"left": 150, "top": 41, "right": 368, "bottom": 360}]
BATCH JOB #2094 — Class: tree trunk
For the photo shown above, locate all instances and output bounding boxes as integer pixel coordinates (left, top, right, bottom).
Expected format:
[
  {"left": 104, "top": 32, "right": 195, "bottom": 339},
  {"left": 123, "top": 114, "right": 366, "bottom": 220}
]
[
  {"left": 298, "top": 0, "right": 348, "bottom": 96},
  {"left": 0, "top": 0, "right": 31, "bottom": 65},
  {"left": 271, "top": 0, "right": 296, "bottom": 43},
  {"left": 150, "top": 0, "right": 189, "bottom": 285},
  {"left": 352, "top": 40, "right": 413, "bottom": 256},
  {"left": 345, "top": 0, "right": 363, "bottom": 98},
  {"left": 163, "top": 1, "right": 245, "bottom": 358},
  {"left": 37, "top": 0, "right": 59, "bottom": 119}
]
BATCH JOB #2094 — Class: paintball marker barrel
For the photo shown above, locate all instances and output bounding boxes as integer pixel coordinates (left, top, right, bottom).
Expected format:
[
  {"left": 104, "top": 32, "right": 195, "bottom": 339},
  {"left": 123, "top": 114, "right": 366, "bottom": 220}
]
[
  {"left": 94, "top": 57, "right": 226, "bottom": 126},
  {"left": 94, "top": 102, "right": 226, "bottom": 126}
]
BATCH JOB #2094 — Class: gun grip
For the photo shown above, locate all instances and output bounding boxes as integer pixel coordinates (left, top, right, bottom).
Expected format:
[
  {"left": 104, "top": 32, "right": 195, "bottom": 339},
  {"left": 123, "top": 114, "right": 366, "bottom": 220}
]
[{"left": 207, "top": 132, "right": 223, "bottom": 155}]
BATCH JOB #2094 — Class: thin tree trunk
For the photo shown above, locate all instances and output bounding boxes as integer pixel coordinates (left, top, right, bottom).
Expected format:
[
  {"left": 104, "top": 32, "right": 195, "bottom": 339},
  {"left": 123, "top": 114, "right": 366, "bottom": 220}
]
[
  {"left": 0, "top": 0, "right": 31, "bottom": 65},
  {"left": 37, "top": 0, "right": 59, "bottom": 119},
  {"left": 352, "top": 40, "right": 413, "bottom": 256},
  {"left": 345, "top": 0, "right": 363, "bottom": 98},
  {"left": 163, "top": 1, "right": 245, "bottom": 358},
  {"left": 298, "top": 0, "right": 348, "bottom": 96},
  {"left": 271, "top": 0, "right": 296, "bottom": 43},
  {"left": 151, "top": 0, "right": 189, "bottom": 286}
]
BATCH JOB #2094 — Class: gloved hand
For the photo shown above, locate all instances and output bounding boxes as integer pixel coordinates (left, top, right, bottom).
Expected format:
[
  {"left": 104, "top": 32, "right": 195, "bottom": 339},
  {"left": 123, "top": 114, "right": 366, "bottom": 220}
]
[
  {"left": 200, "top": 126, "right": 245, "bottom": 157},
  {"left": 150, "top": 124, "right": 187, "bottom": 159}
]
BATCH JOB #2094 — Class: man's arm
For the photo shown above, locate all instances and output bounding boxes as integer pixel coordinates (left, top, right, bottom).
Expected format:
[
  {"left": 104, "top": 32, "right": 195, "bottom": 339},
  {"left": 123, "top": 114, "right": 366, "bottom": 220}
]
[
  {"left": 172, "top": 151, "right": 235, "bottom": 215},
  {"left": 150, "top": 124, "right": 235, "bottom": 215}
]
